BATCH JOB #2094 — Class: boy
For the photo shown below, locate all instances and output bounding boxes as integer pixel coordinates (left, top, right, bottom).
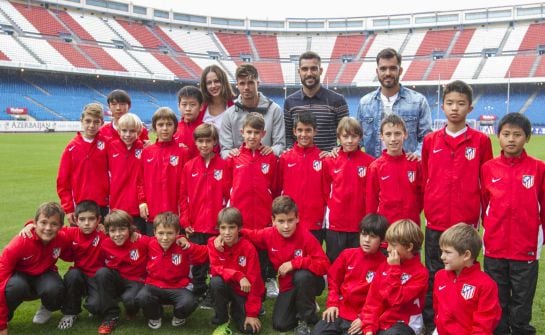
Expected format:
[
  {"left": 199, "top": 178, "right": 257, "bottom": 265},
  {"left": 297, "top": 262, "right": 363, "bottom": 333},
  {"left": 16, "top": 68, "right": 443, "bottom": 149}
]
[
  {"left": 323, "top": 116, "right": 374, "bottom": 261},
  {"left": 208, "top": 207, "right": 264, "bottom": 335},
  {"left": 313, "top": 214, "right": 388, "bottom": 335},
  {"left": 433, "top": 223, "right": 501, "bottom": 334},
  {"left": 57, "top": 102, "right": 109, "bottom": 225},
  {"left": 174, "top": 86, "right": 204, "bottom": 159},
  {"left": 361, "top": 219, "right": 428, "bottom": 335},
  {"left": 100, "top": 89, "right": 149, "bottom": 143},
  {"left": 366, "top": 114, "right": 423, "bottom": 226},
  {"left": 481, "top": 112, "right": 545, "bottom": 334},
  {"left": 237, "top": 196, "right": 330, "bottom": 334},
  {"left": 107, "top": 113, "right": 146, "bottom": 233},
  {"left": 277, "top": 110, "right": 328, "bottom": 243},
  {"left": 95, "top": 210, "right": 150, "bottom": 334},
  {"left": 180, "top": 123, "right": 230, "bottom": 304},
  {"left": 136, "top": 212, "right": 208, "bottom": 330},
  {"left": 0, "top": 202, "right": 68, "bottom": 334},
  {"left": 138, "top": 107, "right": 189, "bottom": 236},
  {"left": 421, "top": 80, "right": 492, "bottom": 332}
]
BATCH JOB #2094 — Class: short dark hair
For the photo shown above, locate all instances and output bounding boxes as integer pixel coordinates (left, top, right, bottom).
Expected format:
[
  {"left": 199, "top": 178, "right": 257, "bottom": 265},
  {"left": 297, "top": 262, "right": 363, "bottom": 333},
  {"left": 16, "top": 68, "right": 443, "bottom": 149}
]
[
  {"left": 107, "top": 89, "right": 131, "bottom": 107},
  {"left": 299, "top": 51, "right": 321, "bottom": 66},
  {"left": 380, "top": 114, "right": 407, "bottom": 134},
  {"left": 376, "top": 48, "right": 402, "bottom": 65},
  {"left": 360, "top": 214, "right": 389, "bottom": 241},
  {"left": 104, "top": 209, "right": 135, "bottom": 234},
  {"left": 151, "top": 107, "right": 178, "bottom": 131},
  {"left": 217, "top": 207, "right": 243, "bottom": 228},
  {"left": 497, "top": 112, "right": 532, "bottom": 139},
  {"left": 75, "top": 200, "right": 100, "bottom": 219},
  {"left": 272, "top": 195, "right": 298, "bottom": 218},
  {"left": 177, "top": 85, "right": 203, "bottom": 105},
  {"left": 194, "top": 122, "right": 219, "bottom": 142},
  {"left": 293, "top": 111, "right": 317, "bottom": 130},
  {"left": 439, "top": 223, "right": 481, "bottom": 261},
  {"left": 442, "top": 80, "right": 473, "bottom": 106},
  {"left": 235, "top": 64, "right": 259, "bottom": 81},
  {"left": 35, "top": 202, "right": 65, "bottom": 224},
  {"left": 153, "top": 211, "right": 180, "bottom": 233}
]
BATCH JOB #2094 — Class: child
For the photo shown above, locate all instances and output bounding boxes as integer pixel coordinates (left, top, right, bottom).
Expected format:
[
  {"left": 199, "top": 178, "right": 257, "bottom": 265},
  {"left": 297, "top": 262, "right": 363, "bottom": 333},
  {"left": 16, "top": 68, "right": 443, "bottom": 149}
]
[
  {"left": 208, "top": 207, "right": 264, "bottom": 335},
  {"left": 174, "top": 86, "right": 204, "bottom": 159},
  {"left": 313, "top": 214, "right": 388, "bottom": 335},
  {"left": 180, "top": 123, "right": 230, "bottom": 303},
  {"left": 95, "top": 210, "right": 150, "bottom": 334},
  {"left": 361, "top": 219, "right": 428, "bottom": 335},
  {"left": 323, "top": 116, "right": 374, "bottom": 261},
  {"left": 100, "top": 89, "right": 149, "bottom": 143},
  {"left": 277, "top": 110, "right": 328, "bottom": 243},
  {"left": 433, "top": 223, "right": 501, "bottom": 334},
  {"left": 421, "top": 80, "right": 492, "bottom": 332},
  {"left": 138, "top": 107, "right": 189, "bottom": 236},
  {"left": 0, "top": 202, "right": 68, "bottom": 334},
  {"left": 481, "top": 112, "right": 545, "bottom": 334},
  {"left": 57, "top": 102, "right": 109, "bottom": 224},
  {"left": 135, "top": 212, "right": 208, "bottom": 330},
  {"left": 238, "top": 196, "right": 330, "bottom": 334},
  {"left": 366, "top": 114, "right": 423, "bottom": 226},
  {"left": 107, "top": 113, "right": 146, "bottom": 233}
]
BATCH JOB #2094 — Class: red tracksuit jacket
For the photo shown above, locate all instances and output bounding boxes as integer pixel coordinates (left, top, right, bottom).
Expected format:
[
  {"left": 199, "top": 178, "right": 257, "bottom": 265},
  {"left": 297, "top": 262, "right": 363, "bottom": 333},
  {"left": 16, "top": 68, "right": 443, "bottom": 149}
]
[
  {"left": 61, "top": 227, "right": 105, "bottom": 277},
  {"left": 361, "top": 256, "right": 428, "bottom": 334},
  {"left": 100, "top": 122, "right": 149, "bottom": 143},
  {"left": 227, "top": 144, "right": 277, "bottom": 229},
  {"left": 180, "top": 154, "right": 230, "bottom": 234},
  {"left": 366, "top": 150, "right": 423, "bottom": 226},
  {"left": 107, "top": 139, "right": 143, "bottom": 216},
  {"left": 422, "top": 127, "right": 493, "bottom": 231},
  {"left": 277, "top": 144, "right": 327, "bottom": 232},
  {"left": 326, "top": 248, "right": 386, "bottom": 321},
  {"left": 0, "top": 229, "right": 69, "bottom": 330},
  {"left": 433, "top": 262, "right": 501, "bottom": 335},
  {"left": 241, "top": 226, "right": 329, "bottom": 292},
  {"left": 208, "top": 236, "right": 264, "bottom": 318},
  {"left": 101, "top": 235, "right": 150, "bottom": 283},
  {"left": 57, "top": 133, "right": 109, "bottom": 213},
  {"left": 174, "top": 112, "right": 204, "bottom": 160},
  {"left": 323, "top": 148, "right": 375, "bottom": 232},
  {"left": 481, "top": 150, "right": 545, "bottom": 261},
  {"left": 145, "top": 238, "right": 208, "bottom": 289},
  {"left": 137, "top": 139, "right": 189, "bottom": 222}
]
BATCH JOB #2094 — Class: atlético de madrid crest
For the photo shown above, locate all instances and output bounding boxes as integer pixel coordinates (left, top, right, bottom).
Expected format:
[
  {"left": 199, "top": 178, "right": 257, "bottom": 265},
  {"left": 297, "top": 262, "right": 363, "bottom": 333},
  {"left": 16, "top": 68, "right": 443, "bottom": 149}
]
[
  {"left": 465, "top": 147, "right": 476, "bottom": 160},
  {"left": 522, "top": 175, "right": 534, "bottom": 189},
  {"left": 261, "top": 163, "right": 270, "bottom": 174},
  {"left": 461, "top": 283, "right": 476, "bottom": 300},
  {"left": 313, "top": 160, "right": 322, "bottom": 172},
  {"left": 172, "top": 254, "right": 181, "bottom": 265}
]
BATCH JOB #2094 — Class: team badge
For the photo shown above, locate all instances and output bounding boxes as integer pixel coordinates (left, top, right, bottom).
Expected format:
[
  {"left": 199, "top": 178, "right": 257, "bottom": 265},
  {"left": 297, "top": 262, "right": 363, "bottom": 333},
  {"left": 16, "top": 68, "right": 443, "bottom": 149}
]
[
  {"left": 522, "top": 175, "right": 534, "bottom": 189},
  {"left": 357, "top": 166, "right": 366, "bottom": 178},
  {"left": 461, "top": 284, "right": 476, "bottom": 300},
  {"left": 135, "top": 149, "right": 142, "bottom": 159},
  {"left": 170, "top": 155, "right": 179, "bottom": 166},
  {"left": 261, "top": 163, "right": 270, "bottom": 174},
  {"left": 97, "top": 140, "right": 105, "bottom": 150},
  {"left": 130, "top": 249, "right": 140, "bottom": 261},
  {"left": 172, "top": 254, "right": 181, "bottom": 265},
  {"left": 407, "top": 171, "right": 415, "bottom": 183},
  {"left": 294, "top": 249, "right": 303, "bottom": 257},
  {"left": 92, "top": 235, "right": 100, "bottom": 247},
  {"left": 401, "top": 273, "right": 411, "bottom": 285},
  {"left": 238, "top": 256, "right": 246, "bottom": 267},
  {"left": 465, "top": 147, "right": 476, "bottom": 160},
  {"left": 214, "top": 169, "right": 223, "bottom": 181},
  {"left": 366, "top": 271, "right": 375, "bottom": 283},
  {"left": 52, "top": 248, "right": 61, "bottom": 259},
  {"left": 313, "top": 160, "right": 322, "bottom": 172}
]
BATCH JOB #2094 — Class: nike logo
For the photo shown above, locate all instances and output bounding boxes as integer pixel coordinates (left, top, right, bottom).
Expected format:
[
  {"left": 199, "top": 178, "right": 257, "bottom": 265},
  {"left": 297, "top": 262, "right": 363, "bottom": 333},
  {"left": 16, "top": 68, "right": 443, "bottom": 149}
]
[
  {"left": 347, "top": 266, "right": 355, "bottom": 270},
  {"left": 381, "top": 175, "right": 390, "bottom": 181},
  {"left": 72, "top": 241, "right": 78, "bottom": 245},
  {"left": 235, "top": 164, "right": 244, "bottom": 169},
  {"left": 492, "top": 178, "right": 501, "bottom": 183},
  {"left": 271, "top": 248, "right": 279, "bottom": 252},
  {"left": 334, "top": 169, "right": 342, "bottom": 174},
  {"left": 68, "top": 146, "right": 76, "bottom": 152},
  {"left": 147, "top": 158, "right": 154, "bottom": 163},
  {"left": 433, "top": 149, "right": 443, "bottom": 154},
  {"left": 192, "top": 173, "right": 198, "bottom": 177},
  {"left": 112, "top": 153, "right": 119, "bottom": 158},
  {"left": 22, "top": 255, "right": 33, "bottom": 261},
  {"left": 288, "top": 163, "right": 296, "bottom": 168},
  {"left": 151, "top": 256, "right": 157, "bottom": 260},
  {"left": 219, "top": 257, "right": 226, "bottom": 261},
  {"left": 438, "top": 285, "right": 446, "bottom": 291},
  {"left": 382, "top": 271, "right": 388, "bottom": 276}
]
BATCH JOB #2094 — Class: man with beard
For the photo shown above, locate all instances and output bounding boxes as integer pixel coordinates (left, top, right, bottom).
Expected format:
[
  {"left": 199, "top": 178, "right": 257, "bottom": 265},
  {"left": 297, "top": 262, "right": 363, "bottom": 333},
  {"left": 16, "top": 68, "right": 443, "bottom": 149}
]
[
  {"left": 284, "top": 51, "right": 349, "bottom": 152},
  {"left": 357, "top": 48, "right": 431, "bottom": 160}
]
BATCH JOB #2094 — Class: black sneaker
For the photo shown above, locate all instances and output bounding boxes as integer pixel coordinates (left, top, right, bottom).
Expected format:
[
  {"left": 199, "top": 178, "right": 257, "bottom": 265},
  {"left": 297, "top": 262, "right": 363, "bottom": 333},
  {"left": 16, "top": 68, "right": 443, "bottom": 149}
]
[{"left": 200, "top": 291, "right": 214, "bottom": 310}]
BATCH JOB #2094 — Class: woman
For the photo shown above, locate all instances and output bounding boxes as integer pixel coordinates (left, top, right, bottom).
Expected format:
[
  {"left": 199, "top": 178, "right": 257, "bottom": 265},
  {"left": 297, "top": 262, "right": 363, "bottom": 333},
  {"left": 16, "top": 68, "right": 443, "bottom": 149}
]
[{"left": 199, "top": 65, "right": 235, "bottom": 130}]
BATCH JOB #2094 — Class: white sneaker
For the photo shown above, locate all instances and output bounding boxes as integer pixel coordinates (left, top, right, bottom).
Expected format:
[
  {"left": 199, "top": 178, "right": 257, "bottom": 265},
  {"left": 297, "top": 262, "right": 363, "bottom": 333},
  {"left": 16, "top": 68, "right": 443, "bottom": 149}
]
[
  {"left": 171, "top": 316, "right": 186, "bottom": 327},
  {"left": 57, "top": 314, "right": 77, "bottom": 330},
  {"left": 32, "top": 305, "right": 52, "bottom": 324},
  {"left": 265, "top": 278, "right": 279, "bottom": 298},
  {"left": 148, "top": 318, "right": 162, "bottom": 329}
]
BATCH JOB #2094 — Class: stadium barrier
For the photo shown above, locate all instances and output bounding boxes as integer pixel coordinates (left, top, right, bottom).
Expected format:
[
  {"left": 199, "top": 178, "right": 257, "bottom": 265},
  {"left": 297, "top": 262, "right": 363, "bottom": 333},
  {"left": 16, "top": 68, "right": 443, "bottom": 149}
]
[{"left": 0, "top": 121, "right": 80, "bottom": 132}]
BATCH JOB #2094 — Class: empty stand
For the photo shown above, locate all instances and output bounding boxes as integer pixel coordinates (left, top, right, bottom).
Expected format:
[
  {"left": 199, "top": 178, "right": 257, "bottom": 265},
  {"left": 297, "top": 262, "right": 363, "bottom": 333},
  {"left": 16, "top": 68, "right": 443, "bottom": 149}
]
[
  {"left": 152, "top": 52, "right": 193, "bottom": 79},
  {"left": 48, "top": 40, "right": 96, "bottom": 69},
  {"left": 19, "top": 36, "right": 72, "bottom": 68},
  {"left": 69, "top": 12, "right": 119, "bottom": 44},
  {"left": 104, "top": 47, "right": 148, "bottom": 74},
  {"left": 518, "top": 23, "right": 545, "bottom": 52},
  {"left": 151, "top": 25, "right": 182, "bottom": 52},
  {"left": 325, "top": 35, "right": 366, "bottom": 84},
  {"left": 78, "top": 45, "right": 126, "bottom": 72},
  {"left": 54, "top": 10, "right": 95, "bottom": 42},
  {"left": 478, "top": 55, "right": 514, "bottom": 79},
  {"left": 502, "top": 23, "right": 529, "bottom": 52},
  {"left": 161, "top": 27, "right": 220, "bottom": 55},
  {"left": 215, "top": 32, "right": 253, "bottom": 63},
  {"left": 252, "top": 35, "right": 280, "bottom": 59},
  {"left": 507, "top": 54, "right": 535, "bottom": 78},
  {"left": 127, "top": 49, "right": 173, "bottom": 76},
  {"left": 0, "top": 49, "right": 9, "bottom": 60},
  {"left": 117, "top": 19, "right": 162, "bottom": 49},
  {"left": 253, "top": 61, "right": 284, "bottom": 85},
  {"left": 277, "top": 34, "right": 308, "bottom": 59},
  {"left": 11, "top": 2, "right": 66, "bottom": 36},
  {"left": 402, "top": 59, "right": 431, "bottom": 81},
  {"left": 451, "top": 57, "right": 481, "bottom": 79},
  {"left": 449, "top": 29, "right": 475, "bottom": 56},
  {"left": 103, "top": 18, "right": 142, "bottom": 47},
  {"left": 415, "top": 30, "right": 456, "bottom": 56},
  {"left": 0, "top": 34, "right": 38, "bottom": 64},
  {"left": 427, "top": 58, "right": 461, "bottom": 81},
  {"left": 465, "top": 25, "right": 507, "bottom": 54},
  {"left": 0, "top": 0, "right": 39, "bottom": 33}
]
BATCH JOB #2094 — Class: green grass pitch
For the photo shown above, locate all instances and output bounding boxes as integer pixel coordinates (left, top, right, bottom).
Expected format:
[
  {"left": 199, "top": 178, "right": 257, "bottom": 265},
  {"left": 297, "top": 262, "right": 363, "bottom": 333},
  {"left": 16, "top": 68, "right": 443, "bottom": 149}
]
[{"left": 1, "top": 132, "right": 545, "bottom": 334}]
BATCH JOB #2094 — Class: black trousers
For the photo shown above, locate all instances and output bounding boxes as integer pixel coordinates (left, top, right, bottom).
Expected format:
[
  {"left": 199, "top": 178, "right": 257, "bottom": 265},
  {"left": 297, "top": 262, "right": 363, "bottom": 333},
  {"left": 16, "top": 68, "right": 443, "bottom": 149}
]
[
  {"left": 62, "top": 268, "right": 100, "bottom": 315},
  {"left": 5, "top": 271, "right": 65, "bottom": 322},
  {"left": 325, "top": 230, "right": 359, "bottom": 262},
  {"left": 209, "top": 276, "right": 255, "bottom": 334},
  {"left": 312, "top": 316, "right": 353, "bottom": 335},
  {"left": 423, "top": 227, "right": 443, "bottom": 328},
  {"left": 272, "top": 270, "right": 325, "bottom": 332},
  {"left": 484, "top": 256, "right": 538, "bottom": 335},
  {"left": 310, "top": 229, "right": 326, "bottom": 247},
  {"left": 135, "top": 284, "right": 198, "bottom": 320},
  {"left": 132, "top": 216, "right": 148, "bottom": 236},
  {"left": 378, "top": 322, "right": 416, "bottom": 335},
  {"left": 94, "top": 267, "right": 143, "bottom": 319},
  {"left": 188, "top": 232, "right": 214, "bottom": 296}
]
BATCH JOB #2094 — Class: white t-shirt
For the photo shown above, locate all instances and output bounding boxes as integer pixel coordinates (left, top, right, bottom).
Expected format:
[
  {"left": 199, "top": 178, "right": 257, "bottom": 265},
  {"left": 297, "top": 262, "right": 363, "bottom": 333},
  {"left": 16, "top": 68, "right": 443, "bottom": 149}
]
[
  {"left": 202, "top": 107, "right": 226, "bottom": 130},
  {"left": 445, "top": 126, "right": 468, "bottom": 138},
  {"left": 380, "top": 92, "right": 398, "bottom": 117}
]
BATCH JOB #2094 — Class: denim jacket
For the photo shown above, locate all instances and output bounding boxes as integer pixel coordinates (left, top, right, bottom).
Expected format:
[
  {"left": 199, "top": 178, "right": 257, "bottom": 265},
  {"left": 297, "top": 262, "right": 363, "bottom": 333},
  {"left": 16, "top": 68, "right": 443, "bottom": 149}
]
[{"left": 357, "top": 85, "right": 432, "bottom": 158}]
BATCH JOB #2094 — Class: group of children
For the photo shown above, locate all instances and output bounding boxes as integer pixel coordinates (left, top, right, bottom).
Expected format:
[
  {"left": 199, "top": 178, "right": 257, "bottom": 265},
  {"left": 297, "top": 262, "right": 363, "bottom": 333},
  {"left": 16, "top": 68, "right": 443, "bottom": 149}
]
[{"left": 1, "top": 78, "right": 544, "bottom": 335}]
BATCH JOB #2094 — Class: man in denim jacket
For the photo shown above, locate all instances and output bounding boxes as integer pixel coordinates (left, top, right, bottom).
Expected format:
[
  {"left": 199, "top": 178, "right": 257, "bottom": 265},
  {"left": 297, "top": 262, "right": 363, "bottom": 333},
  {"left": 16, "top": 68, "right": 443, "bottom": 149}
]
[{"left": 357, "top": 48, "right": 432, "bottom": 160}]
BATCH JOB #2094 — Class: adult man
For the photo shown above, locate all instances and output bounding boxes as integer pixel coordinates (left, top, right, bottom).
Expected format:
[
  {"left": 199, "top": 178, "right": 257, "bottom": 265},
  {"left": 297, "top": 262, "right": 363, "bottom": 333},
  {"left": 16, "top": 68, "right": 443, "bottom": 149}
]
[
  {"left": 284, "top": 51, "right": 349, "bottom": 152},
  {"left": 357, "top": 48, "right": 432, "bottom": 160},
  {"left": 220, "top": 64, "right": 285, "bottom": 159}
]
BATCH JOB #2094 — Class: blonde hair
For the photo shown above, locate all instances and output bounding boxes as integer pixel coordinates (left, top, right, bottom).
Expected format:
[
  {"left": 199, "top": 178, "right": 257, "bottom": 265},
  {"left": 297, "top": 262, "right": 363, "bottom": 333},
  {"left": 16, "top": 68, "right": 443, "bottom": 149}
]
[
  {"left": 386, "top": 219, "right": 423, "bottom": 253},
  {"left": 81, "top": 102, "right": 104, "bottom": 120},
  {"left": 336, "top": 116, "right": 362, "bottom": 138},
  {"left": 439, "top": 223, "right": 481, "bottom": 260},
  {"left": 153, "top": 211, "right": 180, "bottom": 233},
  {"left": 117, "top": 113, "right": 143, "bottom": 134}
]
